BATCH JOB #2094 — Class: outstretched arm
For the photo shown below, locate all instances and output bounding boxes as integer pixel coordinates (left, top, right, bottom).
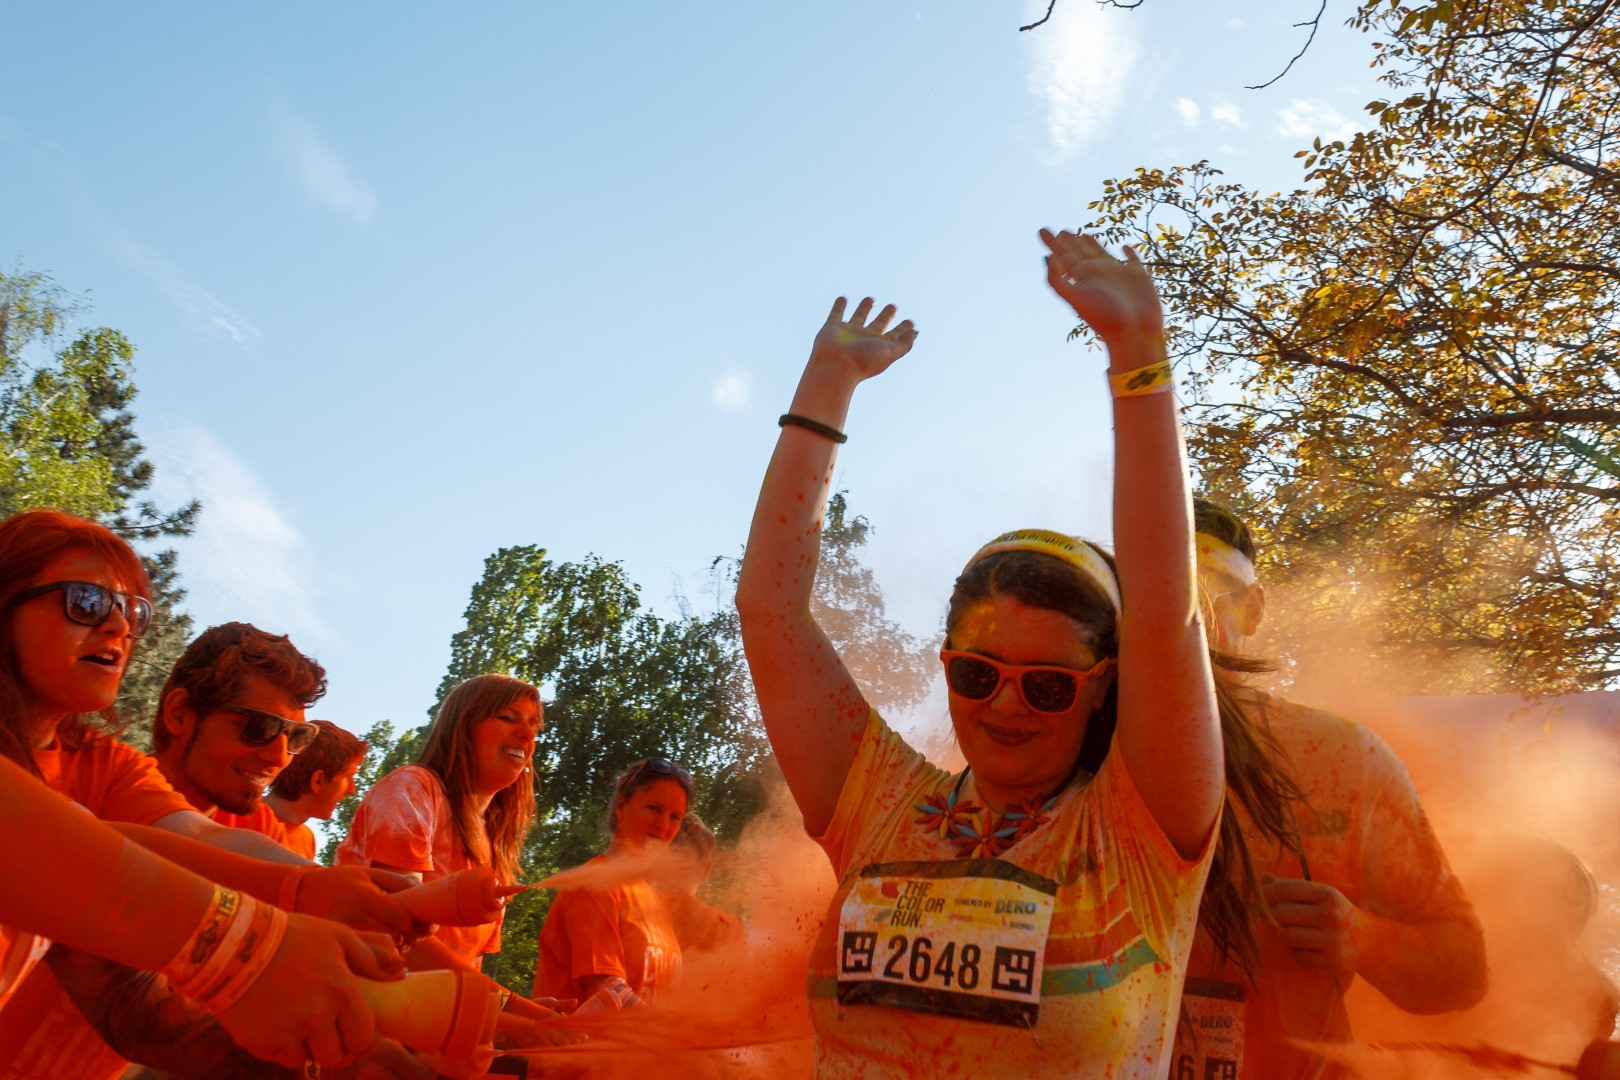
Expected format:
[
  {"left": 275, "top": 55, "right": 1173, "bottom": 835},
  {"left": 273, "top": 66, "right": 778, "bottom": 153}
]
[
  {"left": 0, "top": 753, "right": 404, "bottom": 1069},
  {"left": 1041, "top": 230, "right": 1222, "bottom": 858},
  {"left": 735, "top": 297, "right": 917, "bottom": 835}
]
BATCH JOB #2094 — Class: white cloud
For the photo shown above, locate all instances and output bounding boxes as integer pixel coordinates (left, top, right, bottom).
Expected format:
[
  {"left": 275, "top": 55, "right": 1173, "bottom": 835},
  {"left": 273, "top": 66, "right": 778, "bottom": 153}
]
[
  {"left": 1275, "top": 98, "right": 1361, "bottom": 143},
  {"left": 1174, "top": 98, "right": 1200, "bottom": 128},
  {"left": 270, "top": 106, "right": 377, "bottom": 225},
  {"left": 113, "top": 238, "right": 261, "bottom": 348},
  {"left": 1210, "top": 101, "right": 1247, "bottom": 128},
  {"left": 145, "top": 423, "right": 331, "bottom": 646},
  {"left": 1025, "top": 0, "right": 1139, "bottom": 160},
  {"left": 711, "top": 369, "right": 752, "bottom": 412}
]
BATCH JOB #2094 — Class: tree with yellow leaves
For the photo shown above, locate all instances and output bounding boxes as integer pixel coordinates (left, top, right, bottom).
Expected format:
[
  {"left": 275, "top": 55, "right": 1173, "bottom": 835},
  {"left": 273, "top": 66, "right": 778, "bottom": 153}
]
[{"left": 1081, "top": 0, "right": 1620, "bottom": 693}]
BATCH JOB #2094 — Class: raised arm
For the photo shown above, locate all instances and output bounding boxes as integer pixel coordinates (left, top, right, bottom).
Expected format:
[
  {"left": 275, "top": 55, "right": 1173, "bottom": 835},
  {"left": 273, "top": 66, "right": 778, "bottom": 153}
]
[
  {"left": 735, "top": 297, "right": 917, "bottom": 835},
  {"left": 1041, "top": 230, "right": 1222, "bottom": 858}
]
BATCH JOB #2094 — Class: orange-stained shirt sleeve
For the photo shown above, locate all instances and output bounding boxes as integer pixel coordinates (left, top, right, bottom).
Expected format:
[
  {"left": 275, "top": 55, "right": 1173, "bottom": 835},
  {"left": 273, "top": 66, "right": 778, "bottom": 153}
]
[
  {"left": 32, "top": 732, "right": 192, "bottom": 827},
  {"left": 541, "top": 884, "right": 632, "bottom": 991},
  {"left": 284, "top": 823, "right": 317, "bottom": 862},
  {"left": 208, "top": 804, "right": 300, "bottom": 854},
  {"left": 335, "top": 766, "right": 440, "bottom": 873}
]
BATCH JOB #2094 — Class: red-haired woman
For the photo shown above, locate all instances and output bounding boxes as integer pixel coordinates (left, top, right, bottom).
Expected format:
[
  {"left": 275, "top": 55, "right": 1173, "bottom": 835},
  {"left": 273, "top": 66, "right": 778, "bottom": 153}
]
[
  {"left": 338, "top": 673, "right": 540, "bottom": 969},
  {"left": 0, "top": 507, "right": 407, "bottom": 1071}
]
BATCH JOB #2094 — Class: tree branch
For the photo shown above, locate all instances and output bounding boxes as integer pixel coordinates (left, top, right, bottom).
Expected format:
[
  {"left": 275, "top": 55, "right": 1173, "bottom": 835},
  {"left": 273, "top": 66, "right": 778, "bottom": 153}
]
[
  {"left": 1247, "top": 0, "right": 1328, "bottom": 90},
  {"left": 1019, "top": 0, "right": 1058, "bottom": 31},
  {"left": 1535, "top": 141, "right": 1620, "bottom": 190}
]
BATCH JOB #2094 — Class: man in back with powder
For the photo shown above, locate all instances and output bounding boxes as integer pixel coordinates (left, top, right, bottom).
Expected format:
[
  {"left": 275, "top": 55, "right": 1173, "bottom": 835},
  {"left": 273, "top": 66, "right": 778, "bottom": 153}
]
[{"left": 1172, "top": 498, "right": 1488, "bottom": 1080}]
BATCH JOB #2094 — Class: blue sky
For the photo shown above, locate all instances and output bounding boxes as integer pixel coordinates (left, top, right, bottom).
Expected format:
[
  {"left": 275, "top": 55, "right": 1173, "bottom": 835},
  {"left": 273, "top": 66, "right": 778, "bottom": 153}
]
[{"left": 3, "top": 2, "right": 1379, "bottom": 740}]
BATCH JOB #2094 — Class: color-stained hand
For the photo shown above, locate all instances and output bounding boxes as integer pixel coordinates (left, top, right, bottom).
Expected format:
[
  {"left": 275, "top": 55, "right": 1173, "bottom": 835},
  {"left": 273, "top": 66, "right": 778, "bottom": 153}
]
[
  {"left": 217, "top": 917, "right": 404, "bottom": 1069},
  {"left": 807, "top": 297, "right": 917, "bottom": 383},
  {"left": 299, "top": 865, "right": 414, "bottom": 937},
  {"left": 1262, "top": 875, "right": 1366, "bottom": 979}
]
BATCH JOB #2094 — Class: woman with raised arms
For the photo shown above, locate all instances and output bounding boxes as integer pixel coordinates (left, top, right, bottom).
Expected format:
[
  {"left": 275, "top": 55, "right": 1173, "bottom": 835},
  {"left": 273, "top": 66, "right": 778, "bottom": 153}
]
[{"left": 735, "top": 231, "right": 1224, "bottom": 1077}]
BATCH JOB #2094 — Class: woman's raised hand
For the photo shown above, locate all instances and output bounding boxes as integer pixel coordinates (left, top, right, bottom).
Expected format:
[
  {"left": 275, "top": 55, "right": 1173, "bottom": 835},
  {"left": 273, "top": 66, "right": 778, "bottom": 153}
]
[
  {"left": 1040, "top": 229, "right": 1164, "bottom": 349},
  {"left": 808, "top": 297, "right": 917, "bottom": 382}
]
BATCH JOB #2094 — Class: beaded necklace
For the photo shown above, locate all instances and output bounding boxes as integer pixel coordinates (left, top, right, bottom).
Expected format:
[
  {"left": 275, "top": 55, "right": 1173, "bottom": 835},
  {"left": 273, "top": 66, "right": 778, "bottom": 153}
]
[{"left": 911, "top": 763, "right": 1088, "bottom": 859}]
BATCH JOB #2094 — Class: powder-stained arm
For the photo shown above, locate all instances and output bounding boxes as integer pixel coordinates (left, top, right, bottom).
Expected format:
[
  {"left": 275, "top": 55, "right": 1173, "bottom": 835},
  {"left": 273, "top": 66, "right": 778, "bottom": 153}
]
[
  {"left": 736, "top": 297, "right": 918, "bottom": 836},
  {"left": 1042, "top": 229, "right": 1222, "bottom": 859}
]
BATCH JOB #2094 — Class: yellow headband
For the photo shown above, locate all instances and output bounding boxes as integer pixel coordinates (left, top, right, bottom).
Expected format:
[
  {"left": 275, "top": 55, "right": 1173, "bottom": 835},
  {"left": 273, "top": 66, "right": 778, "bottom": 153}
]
[
  {"left": 965, "top": 529, "right": 1122, "bottom": 614},
  {"left": 1195, "top": 533, "right": 1256, "bottom": 588}
]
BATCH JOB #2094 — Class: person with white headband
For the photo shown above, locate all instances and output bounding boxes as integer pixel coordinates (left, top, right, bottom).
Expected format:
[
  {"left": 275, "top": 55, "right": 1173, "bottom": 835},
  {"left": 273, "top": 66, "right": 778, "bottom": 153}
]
[
  {"left": 1171, "top": 497, "right": 1487, "bottom": 1080},
  {"left": 736, "top": 230, "right": 1229, "bottom": 1077}
]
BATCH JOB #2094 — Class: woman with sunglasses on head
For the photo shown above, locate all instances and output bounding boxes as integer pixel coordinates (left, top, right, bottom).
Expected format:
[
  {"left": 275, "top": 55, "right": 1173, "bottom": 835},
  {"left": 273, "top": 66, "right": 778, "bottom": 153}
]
[
  {"left": 0, "top": 507, "right": 412, "bottom": 1072},
  {"left": 735, "top": 231, "right": 1231, "bottom": 1076},
  {"left": 338, "top": 673, "right": 541, "bottom": 971},
  {"left": 534, "top": 757, "right": 691, "bottom": 1007}
]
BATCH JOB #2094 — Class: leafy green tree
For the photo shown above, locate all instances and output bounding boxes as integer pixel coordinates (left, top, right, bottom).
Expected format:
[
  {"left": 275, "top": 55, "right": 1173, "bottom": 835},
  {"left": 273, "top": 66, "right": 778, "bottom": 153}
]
[
  {"left": 343, "top": 490, "right": 931, "bottom": 992},
  {"left": 0, "top": 268, "right": 199, "bottom": 737},
  {"left": 801, "top": 490, "right": 935, "bottom": 713},
  {"left": 424, "top": 548, "right": 768, "bottom": 989},
  {"left": 1080, "top": 0, "right": 1620, "bottom": 693}
]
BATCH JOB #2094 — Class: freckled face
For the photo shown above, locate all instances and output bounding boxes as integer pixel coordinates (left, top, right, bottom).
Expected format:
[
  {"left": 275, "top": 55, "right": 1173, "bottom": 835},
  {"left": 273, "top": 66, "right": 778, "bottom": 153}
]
[
  {"left": 613, "top": 778, "right": 689, "bottom": 851},
  {"left": 470, "top": 697, "right": 542, "bottom": 796},
  {"left": 946, "top": 593, "right": 1113, "bottom": 807}
]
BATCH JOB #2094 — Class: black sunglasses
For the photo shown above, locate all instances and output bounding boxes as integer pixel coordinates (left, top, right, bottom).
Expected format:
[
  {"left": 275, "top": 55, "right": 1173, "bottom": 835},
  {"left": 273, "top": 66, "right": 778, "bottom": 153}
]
[
  {"left": 940, "top": 650, "right": 1111, "bottom": 714},
  {"left": 220, "top": 706, "right": 318, "bottom": 754},
  {"left": 13, "top": 580, "right": 154, "bottom": 638},
  {"left": 624, "top": 756, "right": 693, "bottom": 792}
]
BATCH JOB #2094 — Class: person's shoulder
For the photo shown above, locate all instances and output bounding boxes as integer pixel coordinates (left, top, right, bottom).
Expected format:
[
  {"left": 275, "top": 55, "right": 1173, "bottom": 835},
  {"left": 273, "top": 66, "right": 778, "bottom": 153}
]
[
  {"left": 1261, "top": 694, "right": 1407, "bottom": 775},
  {"left": 1260, "top": 693, "right": 1371, "bottom": 742},
  {"left": 61, "top": 726, "right": 146, "bottom": 759},
  {"left": 373, "top": 764, "right": 444, "bottom": 797}
]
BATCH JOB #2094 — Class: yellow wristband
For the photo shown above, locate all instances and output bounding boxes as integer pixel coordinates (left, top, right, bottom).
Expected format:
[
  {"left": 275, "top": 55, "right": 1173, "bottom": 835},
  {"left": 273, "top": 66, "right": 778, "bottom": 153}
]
[{"left": 1108, "top": 359, "right": 1173, "bottom": 397}]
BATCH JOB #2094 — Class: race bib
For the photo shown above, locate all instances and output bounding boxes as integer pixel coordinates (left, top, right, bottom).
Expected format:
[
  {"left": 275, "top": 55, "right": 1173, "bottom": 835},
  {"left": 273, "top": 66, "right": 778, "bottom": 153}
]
[
  {"left": 836, "top": 859, "right": 1057, "bottom": 1028},
  {"left": 1176, "top": 977, "right": 1245, "bottom": 1080}
]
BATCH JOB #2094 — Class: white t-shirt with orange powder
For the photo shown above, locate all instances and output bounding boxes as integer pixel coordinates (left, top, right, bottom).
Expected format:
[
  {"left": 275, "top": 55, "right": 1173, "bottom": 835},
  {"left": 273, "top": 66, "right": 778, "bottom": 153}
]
[
  {"left": 336, "top": 765, "right": 504, "bottom": 964},
  {"left": 805, "top": 711, "right": 1214, "bottom": 1079}
]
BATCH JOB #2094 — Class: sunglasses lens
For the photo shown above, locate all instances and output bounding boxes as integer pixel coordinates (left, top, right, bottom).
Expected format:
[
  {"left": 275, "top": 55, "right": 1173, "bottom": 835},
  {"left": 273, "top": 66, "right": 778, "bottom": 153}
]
[
  {"left": 284, "top": 723, "right": 317, "bottom": 754},
  {"left": 128, "top": 597, "right": 154, "bottom": 638},
  {"left": 63, "top": 583, "right": 113, "bottom": 626},
  {"left": 945, "top": 655, "right": 1001, "bottom": 700},
  {"left": 1020, "top": 669, "right": 1080, "bottom": 712},
  {"left": 236, "top": 711, "right": 280, "bottom": 747}
]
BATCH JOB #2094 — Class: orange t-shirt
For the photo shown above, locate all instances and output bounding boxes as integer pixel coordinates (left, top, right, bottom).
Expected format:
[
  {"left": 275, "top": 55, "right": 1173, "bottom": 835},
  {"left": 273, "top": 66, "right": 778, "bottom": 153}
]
[
  {"left": 535, "top": 856, "right": 682, "bottom": 1002},
  {"left": 210, "top": 802, "right": 298, "bottom": 851},
  {"left": 0, "top": 733, "right": 194, "bottom": 1080},
  {"left": 336, "top": 765, "right": 504, "bottom": 964},
  {"left": 283, "top": 822, "right": 318, "bottom": 861}
]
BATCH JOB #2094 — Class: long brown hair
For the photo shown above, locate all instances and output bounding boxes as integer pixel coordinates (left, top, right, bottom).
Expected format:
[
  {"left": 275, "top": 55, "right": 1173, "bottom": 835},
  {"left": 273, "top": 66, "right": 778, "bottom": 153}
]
[
  {"left": 416, "top": 673, "right": 540, "bottom": 883},
  {"left": 947, "top": 545, "right": 1306, "bottom": 972},
  {"left": 0, "top": 508, "right": 152, "bottom": 775}
]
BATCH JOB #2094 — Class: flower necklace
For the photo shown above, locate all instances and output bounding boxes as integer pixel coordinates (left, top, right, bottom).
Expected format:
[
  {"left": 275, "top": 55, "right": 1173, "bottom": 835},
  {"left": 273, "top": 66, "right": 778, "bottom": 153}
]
[{"left": 911, "top": 763, "right": 1087, "bottom": 859}]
